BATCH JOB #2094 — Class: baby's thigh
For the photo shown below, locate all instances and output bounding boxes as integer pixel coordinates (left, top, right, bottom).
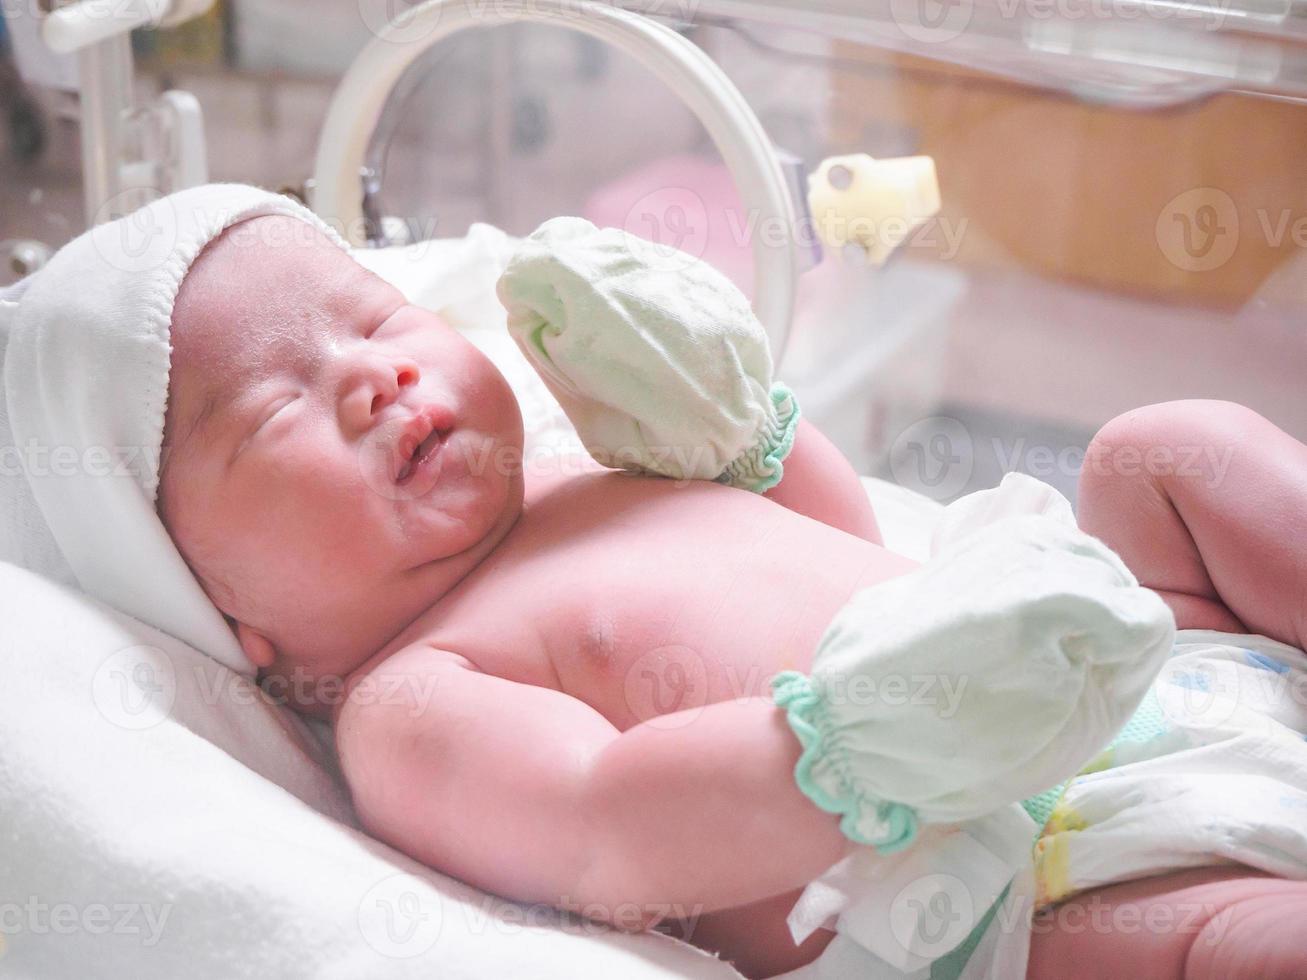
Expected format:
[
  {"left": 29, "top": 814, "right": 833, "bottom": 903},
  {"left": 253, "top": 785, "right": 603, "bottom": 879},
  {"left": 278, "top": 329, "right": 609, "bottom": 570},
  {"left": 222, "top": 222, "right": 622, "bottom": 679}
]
[{"left": 1026, "top": 867, "right": 1307, "bottom": 980}]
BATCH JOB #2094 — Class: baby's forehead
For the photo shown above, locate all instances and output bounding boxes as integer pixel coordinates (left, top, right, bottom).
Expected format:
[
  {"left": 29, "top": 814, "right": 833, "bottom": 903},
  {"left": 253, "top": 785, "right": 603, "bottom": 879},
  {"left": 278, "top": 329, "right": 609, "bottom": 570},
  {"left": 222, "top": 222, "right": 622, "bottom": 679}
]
[
  {"left": 170, "top": 216, "right": 376, "bottom": 369},
  {"left": 165, "top": 215, "right": 383, "bottom": 436}
]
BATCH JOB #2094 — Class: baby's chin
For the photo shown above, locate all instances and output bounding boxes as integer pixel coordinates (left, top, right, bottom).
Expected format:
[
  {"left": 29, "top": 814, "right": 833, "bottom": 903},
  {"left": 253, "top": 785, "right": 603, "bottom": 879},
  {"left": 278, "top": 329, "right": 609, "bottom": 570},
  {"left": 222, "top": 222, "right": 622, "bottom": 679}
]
[
  {"left": 410, "top": 454, "right": 524, "bottom": 569},
  {"left": 263, "top": 486, "right": 525, "bottom": 718}
]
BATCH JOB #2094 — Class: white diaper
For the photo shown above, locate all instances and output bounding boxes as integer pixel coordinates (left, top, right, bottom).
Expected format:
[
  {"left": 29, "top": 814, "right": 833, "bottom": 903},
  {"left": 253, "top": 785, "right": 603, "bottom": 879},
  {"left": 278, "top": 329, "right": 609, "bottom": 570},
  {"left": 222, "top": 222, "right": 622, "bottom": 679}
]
[
  {"left": 772, "top": 477, "right": 1307, "bottom": 980},
  {"left": 774, "top": 629, "right": 1307, "bottom": 980},
  {"left": 1033, "top": 630, "right": 1307, "bottom": 903}
]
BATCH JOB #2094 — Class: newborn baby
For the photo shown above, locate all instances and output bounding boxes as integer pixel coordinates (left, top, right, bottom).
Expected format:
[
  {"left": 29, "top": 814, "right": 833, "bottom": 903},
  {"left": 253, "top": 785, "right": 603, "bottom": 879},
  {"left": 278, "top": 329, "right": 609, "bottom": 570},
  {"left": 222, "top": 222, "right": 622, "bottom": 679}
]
[
  {"left": 151, "top": 208, "right": 1307, "bottom": 979},
  {"left": 12, "top": 186, "right": 1300, "bottom": 980}
]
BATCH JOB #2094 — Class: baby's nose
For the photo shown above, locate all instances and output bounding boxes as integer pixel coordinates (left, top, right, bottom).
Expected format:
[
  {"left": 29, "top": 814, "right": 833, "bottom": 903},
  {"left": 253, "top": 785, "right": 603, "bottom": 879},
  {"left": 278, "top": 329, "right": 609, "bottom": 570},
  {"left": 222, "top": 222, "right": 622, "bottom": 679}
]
[{"left": 338, "top": 352, "right": 420, "bottom": 432}]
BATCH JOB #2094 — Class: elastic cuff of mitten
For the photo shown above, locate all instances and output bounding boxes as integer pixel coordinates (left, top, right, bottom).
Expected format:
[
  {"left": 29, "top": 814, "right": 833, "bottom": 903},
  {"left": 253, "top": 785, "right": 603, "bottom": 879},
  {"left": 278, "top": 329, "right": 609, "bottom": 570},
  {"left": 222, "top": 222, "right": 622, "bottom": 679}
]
[
  {"left": 717, "top": 383, "right": 801, "bottom": 493},
  {"left": 770, "top": 670, "right": 919, "bottom": 853}
]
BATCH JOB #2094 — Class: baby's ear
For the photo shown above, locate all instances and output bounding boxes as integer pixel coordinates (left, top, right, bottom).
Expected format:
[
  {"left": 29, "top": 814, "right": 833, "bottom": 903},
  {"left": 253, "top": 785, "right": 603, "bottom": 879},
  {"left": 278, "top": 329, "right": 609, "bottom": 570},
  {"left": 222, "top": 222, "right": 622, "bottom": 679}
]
[{"left": 235, "top": 621, "right": 278, "bottom": 670}]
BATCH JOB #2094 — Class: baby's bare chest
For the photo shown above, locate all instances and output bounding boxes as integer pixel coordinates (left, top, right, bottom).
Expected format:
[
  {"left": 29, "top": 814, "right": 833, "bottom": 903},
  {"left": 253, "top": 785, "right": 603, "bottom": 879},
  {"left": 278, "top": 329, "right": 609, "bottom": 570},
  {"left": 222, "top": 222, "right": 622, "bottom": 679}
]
[{"left": 401, "top": 475, "right": 912, "bottom": 729}]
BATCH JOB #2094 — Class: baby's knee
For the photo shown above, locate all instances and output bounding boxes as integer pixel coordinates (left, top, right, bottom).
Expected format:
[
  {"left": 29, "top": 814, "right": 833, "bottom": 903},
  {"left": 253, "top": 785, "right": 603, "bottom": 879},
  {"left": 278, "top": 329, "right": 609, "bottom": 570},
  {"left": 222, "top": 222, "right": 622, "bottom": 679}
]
[
  {"left": 1095, "top": 400, "right": 1263, "bottom": 444},
  {"left": 1083, "top": 400, "right": 1258, "bottom": 495}
]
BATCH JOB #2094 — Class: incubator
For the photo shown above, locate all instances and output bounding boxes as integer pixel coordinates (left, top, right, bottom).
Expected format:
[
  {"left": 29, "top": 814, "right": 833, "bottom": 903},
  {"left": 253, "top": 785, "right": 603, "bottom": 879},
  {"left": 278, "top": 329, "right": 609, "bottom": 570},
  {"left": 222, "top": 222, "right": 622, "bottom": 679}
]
[
  {"left": 300, "top": 0, "right": 1307, "bottom": 493},
  {"left": 3, "top": 3, "right": 1307, "bottom": 979},
  {"left": 5, "top": 0, "right": 1306, "bottom": 499}
]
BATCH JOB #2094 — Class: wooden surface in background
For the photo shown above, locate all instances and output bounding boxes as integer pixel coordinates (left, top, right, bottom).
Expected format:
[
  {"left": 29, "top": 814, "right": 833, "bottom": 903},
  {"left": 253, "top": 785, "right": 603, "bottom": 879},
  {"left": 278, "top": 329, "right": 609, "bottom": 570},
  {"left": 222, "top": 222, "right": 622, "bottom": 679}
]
[{"left": 830, "top": 46, "right": 1307, "bottom": 308}]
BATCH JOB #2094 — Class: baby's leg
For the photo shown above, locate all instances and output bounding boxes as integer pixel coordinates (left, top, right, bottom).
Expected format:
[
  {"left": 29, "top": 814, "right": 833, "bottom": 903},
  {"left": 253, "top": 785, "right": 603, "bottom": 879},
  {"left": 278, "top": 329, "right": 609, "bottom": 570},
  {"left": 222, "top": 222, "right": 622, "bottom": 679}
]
[
  {"left": 763, "top": 418, "right": 884, "bottom": 544},
  {"left": 1027, "top": 867, "right": 1307, "bottom": 980},
  {"left": 1077, "top": 401, "right": 1307, "bottom": 650}
]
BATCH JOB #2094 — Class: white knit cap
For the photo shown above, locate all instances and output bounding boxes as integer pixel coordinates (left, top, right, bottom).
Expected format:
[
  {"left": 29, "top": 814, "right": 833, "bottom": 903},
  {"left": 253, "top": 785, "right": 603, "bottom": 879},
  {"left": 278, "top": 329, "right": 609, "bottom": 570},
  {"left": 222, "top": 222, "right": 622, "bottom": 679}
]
[{"left": 0, "top": 183, "right": 349, "bottom": 675}]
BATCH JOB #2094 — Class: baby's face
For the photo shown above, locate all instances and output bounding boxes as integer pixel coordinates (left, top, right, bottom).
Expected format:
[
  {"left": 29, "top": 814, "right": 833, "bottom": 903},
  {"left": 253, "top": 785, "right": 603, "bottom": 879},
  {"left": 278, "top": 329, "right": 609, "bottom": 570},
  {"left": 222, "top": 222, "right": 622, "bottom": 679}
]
[{"left": 160, "top": 215, "right": 524, "bottom": 699}]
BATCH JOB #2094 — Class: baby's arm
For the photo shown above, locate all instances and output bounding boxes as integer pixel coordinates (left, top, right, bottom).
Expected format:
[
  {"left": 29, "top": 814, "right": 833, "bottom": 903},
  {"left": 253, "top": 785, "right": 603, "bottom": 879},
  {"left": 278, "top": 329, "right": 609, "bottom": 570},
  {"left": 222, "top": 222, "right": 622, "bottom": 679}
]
[
  {"left": 336, "top": 646, "right": 848, "bottom": 928},
  {"left": 763, "top": 418, "right": 883, "bottom": 544}
]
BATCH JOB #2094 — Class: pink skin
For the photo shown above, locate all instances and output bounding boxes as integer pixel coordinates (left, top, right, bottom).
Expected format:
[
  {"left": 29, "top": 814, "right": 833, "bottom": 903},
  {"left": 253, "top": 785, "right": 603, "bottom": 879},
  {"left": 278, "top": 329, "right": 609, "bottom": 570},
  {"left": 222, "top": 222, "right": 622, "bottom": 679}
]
[
  {"left": 161, "top": 217, "right": 1305, "bottom": 978},
  {"left": 1027, "top": 867, "right": 1307, "bottom": 980},
  {"left": 160, "top": 215, "right": 527, "bottom": 703},
  {"left": 1077, "top": 400, "right": 1307, "bottom": 654}
]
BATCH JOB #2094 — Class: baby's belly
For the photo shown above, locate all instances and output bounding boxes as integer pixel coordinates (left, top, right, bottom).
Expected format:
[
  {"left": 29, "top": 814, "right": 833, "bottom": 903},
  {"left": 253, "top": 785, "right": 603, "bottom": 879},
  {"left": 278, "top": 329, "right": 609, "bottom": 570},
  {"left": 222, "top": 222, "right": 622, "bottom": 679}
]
[
  {"left": 561, "top": 520, "right": 914, "bottom": 729},
  {"left": 409, "top": 473, "right": 917, "bottom": 730}
]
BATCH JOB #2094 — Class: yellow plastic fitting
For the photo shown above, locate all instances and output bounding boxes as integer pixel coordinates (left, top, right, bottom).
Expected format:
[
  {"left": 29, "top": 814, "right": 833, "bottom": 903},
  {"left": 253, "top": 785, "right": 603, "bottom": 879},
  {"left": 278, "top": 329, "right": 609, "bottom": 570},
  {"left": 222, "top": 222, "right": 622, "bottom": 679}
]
[{"left": 807, "top": 153, "right": 941, "bottom": 266}]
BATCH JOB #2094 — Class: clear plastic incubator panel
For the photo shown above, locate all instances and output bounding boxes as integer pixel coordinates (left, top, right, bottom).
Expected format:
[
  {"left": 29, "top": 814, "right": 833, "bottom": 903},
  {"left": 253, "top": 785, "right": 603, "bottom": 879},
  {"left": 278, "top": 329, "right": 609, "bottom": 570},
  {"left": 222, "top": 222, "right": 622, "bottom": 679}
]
[{"left": 358, "top": 4, "right": 1307, "bottom": 502}]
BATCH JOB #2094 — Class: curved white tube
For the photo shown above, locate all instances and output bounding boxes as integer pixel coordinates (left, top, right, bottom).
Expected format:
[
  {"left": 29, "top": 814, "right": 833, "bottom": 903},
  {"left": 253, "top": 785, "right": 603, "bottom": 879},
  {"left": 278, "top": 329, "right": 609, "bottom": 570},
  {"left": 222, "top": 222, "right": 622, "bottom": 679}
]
[{"left": 311, "top": 0, "right": 797, "bottom": 351}]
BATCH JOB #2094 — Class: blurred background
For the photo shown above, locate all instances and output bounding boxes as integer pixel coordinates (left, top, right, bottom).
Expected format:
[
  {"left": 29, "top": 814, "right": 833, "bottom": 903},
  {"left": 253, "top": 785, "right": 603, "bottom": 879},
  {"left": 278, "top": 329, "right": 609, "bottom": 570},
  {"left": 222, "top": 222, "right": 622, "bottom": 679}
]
[{"left": 4, "top": 0, "right": 1306, "bottom": 502}]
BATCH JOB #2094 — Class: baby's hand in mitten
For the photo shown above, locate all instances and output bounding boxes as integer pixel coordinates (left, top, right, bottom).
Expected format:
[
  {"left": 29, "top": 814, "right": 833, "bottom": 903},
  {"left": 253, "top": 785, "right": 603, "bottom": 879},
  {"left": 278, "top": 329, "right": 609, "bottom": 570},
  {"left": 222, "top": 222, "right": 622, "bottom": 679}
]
[
  {"left": 772, "top": 515, "right": 1176, "bottom": 851},
  {"left": 495, "top": 217, "right": 799, "bottom": 492}
]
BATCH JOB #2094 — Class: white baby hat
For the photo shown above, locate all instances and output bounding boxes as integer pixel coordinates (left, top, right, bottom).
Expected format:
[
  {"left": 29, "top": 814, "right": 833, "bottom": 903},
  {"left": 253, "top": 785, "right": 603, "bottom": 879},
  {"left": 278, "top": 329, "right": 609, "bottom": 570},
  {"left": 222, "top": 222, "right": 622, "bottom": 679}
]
[{"left": 0, "top": 183, "right": 349, "bottom": 675}]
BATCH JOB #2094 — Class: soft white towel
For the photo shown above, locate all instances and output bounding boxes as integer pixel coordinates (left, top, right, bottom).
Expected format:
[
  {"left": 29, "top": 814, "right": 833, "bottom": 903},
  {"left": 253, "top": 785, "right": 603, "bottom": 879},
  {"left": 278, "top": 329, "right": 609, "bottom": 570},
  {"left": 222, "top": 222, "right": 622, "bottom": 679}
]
[
  {"left": 1, "top": 183, "right": 349, "bottom": 675},
  {"left": 0, "top": 273, "right": 74, "bottom": 588}
]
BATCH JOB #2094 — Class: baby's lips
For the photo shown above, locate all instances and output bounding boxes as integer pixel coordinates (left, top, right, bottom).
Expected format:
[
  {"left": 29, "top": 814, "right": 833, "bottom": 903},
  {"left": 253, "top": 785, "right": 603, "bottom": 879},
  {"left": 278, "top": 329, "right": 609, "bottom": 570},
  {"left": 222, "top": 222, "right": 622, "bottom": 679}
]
[
  {"left": 387, "top": 406, "right": 455, "bottom": 478},
  {"left": 356, "top": 406, "right": 453, "bottom": 501},
  {"left": 396, "top": 429, "right": 445, "bottom": 485}
]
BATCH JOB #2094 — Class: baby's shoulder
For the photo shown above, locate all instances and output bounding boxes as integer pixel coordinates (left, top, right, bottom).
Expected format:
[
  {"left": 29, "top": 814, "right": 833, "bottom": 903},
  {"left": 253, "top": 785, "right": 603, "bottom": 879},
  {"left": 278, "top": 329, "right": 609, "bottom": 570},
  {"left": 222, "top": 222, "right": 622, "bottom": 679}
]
[{"left": 337, "top": 644, "right": 474, "bottom": 715}]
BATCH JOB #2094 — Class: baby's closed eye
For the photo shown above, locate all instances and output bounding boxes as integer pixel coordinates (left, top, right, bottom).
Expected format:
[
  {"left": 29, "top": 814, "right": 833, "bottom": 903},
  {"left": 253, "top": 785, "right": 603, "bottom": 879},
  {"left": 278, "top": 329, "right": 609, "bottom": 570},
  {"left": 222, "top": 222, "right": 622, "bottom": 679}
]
[{"left": 234, "top": 394, "right": 301, "bottom": 459}]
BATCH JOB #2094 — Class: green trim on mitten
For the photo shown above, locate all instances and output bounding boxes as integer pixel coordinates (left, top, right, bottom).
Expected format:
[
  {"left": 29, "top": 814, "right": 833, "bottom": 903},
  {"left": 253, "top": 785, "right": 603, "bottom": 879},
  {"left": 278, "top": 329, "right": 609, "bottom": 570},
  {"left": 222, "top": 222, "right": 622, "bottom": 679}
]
[
  {"left": 771, "top": 669, "right": 920, "bottom": 852},
  {"left": 717, "top": 383, "right": 802, "bottom": 493}
]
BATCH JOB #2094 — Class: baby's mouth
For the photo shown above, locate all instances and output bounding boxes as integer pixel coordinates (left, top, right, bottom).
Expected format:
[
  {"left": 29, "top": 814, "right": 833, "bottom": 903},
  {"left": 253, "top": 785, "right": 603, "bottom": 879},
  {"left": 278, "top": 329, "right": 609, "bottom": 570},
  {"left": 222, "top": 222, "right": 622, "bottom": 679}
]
[{"left": 395, "top": 425, "right": 445, "bottom": 484}]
